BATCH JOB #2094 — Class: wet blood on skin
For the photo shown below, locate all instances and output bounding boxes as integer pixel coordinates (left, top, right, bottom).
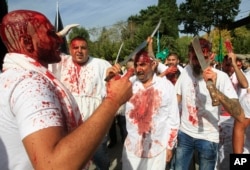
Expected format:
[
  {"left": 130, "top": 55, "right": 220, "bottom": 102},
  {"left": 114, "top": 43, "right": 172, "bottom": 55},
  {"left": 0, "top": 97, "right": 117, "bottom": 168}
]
[
  {"left": 168, "top": 129, "right": 178, "bottom": 148},
  {"left": 2, "top": 10, "right": 54, "bottom": 61},
  {"left": 129, "top": 88, "right": 161, "bottom": 135}
]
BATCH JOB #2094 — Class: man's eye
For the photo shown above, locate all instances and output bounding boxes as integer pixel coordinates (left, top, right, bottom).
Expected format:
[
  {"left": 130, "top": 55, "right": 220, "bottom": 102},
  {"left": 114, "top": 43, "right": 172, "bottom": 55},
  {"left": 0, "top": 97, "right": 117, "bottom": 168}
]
[{"left": 73, "top": 46, "right": 87, "bottom": 50}]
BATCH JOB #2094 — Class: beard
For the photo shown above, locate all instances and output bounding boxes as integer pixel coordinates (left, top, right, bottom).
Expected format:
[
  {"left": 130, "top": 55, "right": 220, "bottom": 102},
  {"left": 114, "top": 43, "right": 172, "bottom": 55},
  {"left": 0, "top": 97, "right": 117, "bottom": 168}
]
[
  {"left": 38, "top": 48, "right": 61, "bottom": 64},
  {"left": 191, "top": 64, "right": 203, "bottom": 78}
]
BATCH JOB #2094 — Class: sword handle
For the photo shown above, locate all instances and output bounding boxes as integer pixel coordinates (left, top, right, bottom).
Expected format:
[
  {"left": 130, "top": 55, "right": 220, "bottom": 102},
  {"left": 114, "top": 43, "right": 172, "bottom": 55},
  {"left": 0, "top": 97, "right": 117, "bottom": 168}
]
[
  {"left": 206, "top": 81, "right": 220, "bottom": 106},
  {"left": 104, "top": 70, "right": 123, "bottom": 82},
  {"left": 104, "top": 72, "right": 115, "bottom": 82}
]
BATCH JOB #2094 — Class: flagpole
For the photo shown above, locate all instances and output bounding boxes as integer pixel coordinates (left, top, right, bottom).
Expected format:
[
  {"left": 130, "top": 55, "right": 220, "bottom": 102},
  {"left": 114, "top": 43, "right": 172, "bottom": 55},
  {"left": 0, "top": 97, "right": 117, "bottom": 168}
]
[{"left": 56, "top": 1, "right": 59, "bottom": 31}]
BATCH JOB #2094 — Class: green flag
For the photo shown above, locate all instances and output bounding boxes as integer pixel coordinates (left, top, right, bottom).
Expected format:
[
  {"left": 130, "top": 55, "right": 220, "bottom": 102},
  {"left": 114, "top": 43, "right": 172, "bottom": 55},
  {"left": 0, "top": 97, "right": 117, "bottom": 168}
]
[{"left": 215, "top": 32, "right": 223, "bottom": 63}]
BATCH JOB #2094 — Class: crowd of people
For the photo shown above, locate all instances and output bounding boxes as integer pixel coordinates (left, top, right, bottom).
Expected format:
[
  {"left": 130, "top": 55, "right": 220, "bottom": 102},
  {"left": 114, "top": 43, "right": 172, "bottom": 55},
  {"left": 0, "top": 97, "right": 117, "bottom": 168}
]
[{"left": 0, "top": 9, "right": 250, "bottom": 170}]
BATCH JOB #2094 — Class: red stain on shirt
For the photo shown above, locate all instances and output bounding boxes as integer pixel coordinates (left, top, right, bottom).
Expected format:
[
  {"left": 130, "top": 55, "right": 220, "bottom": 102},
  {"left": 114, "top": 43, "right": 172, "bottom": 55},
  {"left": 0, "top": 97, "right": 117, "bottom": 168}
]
[
  {"left": 45, "top": 71, "right": 55, "bottom": 80},
  {"left": 187, "top": 105, "right": 198, "bottom": 125},
  {"left": 129, "top": 87, "right": 161, "bottom": 135}
]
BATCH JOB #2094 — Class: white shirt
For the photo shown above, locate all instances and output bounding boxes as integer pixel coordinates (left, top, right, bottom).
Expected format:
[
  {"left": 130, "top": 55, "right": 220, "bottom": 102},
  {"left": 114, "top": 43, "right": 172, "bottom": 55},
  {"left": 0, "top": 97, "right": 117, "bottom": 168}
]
[
  {"left": 50, "top": 54, "right": 111, "bottom": 120},
  {"left": 0, "top": 68, "right": 66, "bottom": 170},
  {"left": 124, "top": 74, "right": 180, "bottom": 158},
  {"left": 175, "top": 65, "right": 238, "bottom": 143}
]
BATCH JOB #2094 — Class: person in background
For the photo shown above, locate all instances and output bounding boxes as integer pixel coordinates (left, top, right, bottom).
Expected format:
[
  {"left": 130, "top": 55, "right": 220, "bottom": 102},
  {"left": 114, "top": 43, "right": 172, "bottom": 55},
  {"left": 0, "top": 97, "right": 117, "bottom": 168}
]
[
  {"left": 0, "top": 9, "right": 133, "bottom": 170},
  {"left": 174, "top": 37, "right": 245, "bottom": 170},
  {"left": 222, "top": 53, "right": 248, "bottom": 97},
  {"left": 242, "top": 56, "right": 250, "bottom": 74},
  {"left": 50, "top": 36, "right": 116, "bottom": 169},
  {"left": 108, "top": 59, "right": 135, "bottom": 148},
  {"left": 122, "top": 50, "right": 180, "bottom": 170},
  {"left": 233, "top": 87, "right": 250, "bottom": 154},
  {"left": 160, "top": 53, "right": 183, "bottom": 85},
  {"left": 164, "top": 53, "right": 184, "bottom": 71},
  {"left": 233, "top": 55, "right": 250, "bottom": 155},
  {"left": 216, "top": 52, "right": 248, "bottom": 170}
]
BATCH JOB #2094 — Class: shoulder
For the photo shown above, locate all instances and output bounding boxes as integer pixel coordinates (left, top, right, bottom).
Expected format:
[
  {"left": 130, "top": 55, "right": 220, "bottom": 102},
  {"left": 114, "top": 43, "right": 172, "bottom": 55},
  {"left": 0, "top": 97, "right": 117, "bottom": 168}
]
[
  {"left": 155, "top": 75, "right": 174, "bottom": 88},
  {"left": 213, "top": 68, "right": 230, "bottom": 79},
  {"left": 177, "top": 65, "right": 184, "bottom": 72},
  {"left": 89, "top": 56, "right": 112, "bottom": 67},
  {"left": 3, "top": 69, "right": 57, "bottom": 98},
  {"left": 60, "top": 53, "right": 72, "bottom": 61},
  {"left": 90, "top": 56, "right": 110, "bottom": 63}
]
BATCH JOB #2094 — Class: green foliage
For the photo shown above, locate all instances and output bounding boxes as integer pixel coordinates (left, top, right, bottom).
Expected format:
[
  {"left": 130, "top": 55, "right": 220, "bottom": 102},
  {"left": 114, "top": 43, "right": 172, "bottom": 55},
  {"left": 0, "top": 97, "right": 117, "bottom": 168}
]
[
  {"left": 66, "top": 0, "right": 249, "bottom": 65},
  {"left": 232, "top": 27, "right": 250, "bottom": 54},
  {"left": 68, "top": 27, "right": 90, "bottom": 43},
  {"left": 179, "top": 0, "right": 240, "bottom": 35}
]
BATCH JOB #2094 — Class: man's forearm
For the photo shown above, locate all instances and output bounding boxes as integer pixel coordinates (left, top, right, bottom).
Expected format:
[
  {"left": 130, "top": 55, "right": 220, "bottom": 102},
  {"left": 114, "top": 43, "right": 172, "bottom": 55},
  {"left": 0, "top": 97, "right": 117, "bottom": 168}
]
[
  {"left": 233, "top": 64, "right": 248, "bottom": 88},
  {"left": 207, "top": 84, "right": 245, "bottom": 122},
  {"left": 233, "top": 120, "right": 245, "bottom": 153},
  {"left": 218, "top": 93, "right": 244, "bottom": 122}
]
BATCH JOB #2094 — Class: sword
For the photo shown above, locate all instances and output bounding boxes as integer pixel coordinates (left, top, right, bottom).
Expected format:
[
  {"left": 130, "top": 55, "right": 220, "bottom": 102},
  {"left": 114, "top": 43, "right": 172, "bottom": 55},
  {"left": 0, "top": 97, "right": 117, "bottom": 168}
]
[
  {"left": 192, "top": 36, "right": 220, "bottom": 106},
  {"left": 105, "top": 19, "right": 162, "bottom": 81},
  {"left": 114, "top": 42, "right": 124, "bottom": 64},
  {"left": 120, "top": 19, "right": 161, "bottom": 66},
  {"left": 104, "top": 42, "right": 124, "bottom": 81}
]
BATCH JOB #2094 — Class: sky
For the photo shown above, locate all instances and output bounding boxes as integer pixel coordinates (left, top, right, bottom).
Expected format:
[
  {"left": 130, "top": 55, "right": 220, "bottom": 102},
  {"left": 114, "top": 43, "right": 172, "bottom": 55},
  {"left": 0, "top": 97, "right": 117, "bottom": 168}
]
[{"left": 7, "top": 0, "right": 250, "bottom": 32}]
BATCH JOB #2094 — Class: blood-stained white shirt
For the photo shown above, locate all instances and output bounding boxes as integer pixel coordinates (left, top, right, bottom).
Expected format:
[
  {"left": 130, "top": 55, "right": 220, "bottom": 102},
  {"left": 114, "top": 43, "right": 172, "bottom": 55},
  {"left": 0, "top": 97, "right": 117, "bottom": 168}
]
[
  {"left": 175, "top": 65, "right": 238, "bottom": 143},
  {"left": 50, "top": 54, "right": 111, "bottom": 120},
  {"left": 124, "top": 74, "right": 180, "bottom": 158},
  {"left": 0, "top": 69, "right": 69, "bottom": 170}
]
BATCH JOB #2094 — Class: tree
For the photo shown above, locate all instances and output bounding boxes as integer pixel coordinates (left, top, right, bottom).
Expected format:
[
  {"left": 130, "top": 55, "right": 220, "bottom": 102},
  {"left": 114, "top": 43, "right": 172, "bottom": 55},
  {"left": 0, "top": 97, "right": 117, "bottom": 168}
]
[
  {"left": 179, "top": 0, "right": 240, "bottom": 35},
  {"left": 176, "top": 36, "right": 192, "bottom": 64},
  {"left": 94, "top": 27, "right": 124, "bottom": 62},
  {"left": 68, "top": 27, "right": 90, "bottom": 43},
  {"left": 122, "top": 0, "right": 179, "bottom": 62},
  {"left": 231, "top": 26, "right": 250, "bottom": 54}
]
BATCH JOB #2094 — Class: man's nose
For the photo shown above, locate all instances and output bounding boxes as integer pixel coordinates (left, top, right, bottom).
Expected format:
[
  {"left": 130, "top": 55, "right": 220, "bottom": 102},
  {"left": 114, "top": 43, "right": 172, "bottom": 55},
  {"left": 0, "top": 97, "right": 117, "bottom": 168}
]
[{"left": 77, "top": 47, "right": 82, "bottom": 52}]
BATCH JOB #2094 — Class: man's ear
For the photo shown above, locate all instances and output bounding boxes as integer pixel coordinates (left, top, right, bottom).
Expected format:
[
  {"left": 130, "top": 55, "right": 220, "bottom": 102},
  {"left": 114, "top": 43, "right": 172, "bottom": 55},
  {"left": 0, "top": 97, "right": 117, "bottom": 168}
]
[
  {"left": 20, "top": 35, "right": 34, "bottom": 53},
  {"left": 152, "top": 60, "right": 158, "bottom": 71}
]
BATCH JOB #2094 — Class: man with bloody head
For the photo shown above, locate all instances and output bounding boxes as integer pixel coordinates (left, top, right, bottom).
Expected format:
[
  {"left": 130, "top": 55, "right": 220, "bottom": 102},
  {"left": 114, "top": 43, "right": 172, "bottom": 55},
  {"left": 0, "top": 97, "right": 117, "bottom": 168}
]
[
  {"left": 173, "top": 37, "right": 245, "bottom": 170},
  {"left": 160, "top": 53, "right": 183, "bottom": 85},
  {"left": 0, "top": 10, "right": 133, "bottom": 169},
  {"left": 122, "top": 50, "right": 180, "bottom": 169},
  {"left": 217, "top": 52, "right": 248, "bottom": 170},
  {"left": 50, "top": 35, "right": 122, "bottom": 169}
]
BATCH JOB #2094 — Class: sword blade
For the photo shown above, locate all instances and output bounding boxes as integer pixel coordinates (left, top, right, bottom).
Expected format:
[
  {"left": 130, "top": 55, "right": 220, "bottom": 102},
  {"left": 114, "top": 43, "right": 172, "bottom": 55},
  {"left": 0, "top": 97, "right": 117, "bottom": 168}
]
[
  {"left": 192, "top": 36, "right": 209, "bottom": 71},
  {"left": 114, "top": 42, "right": 124, "bottom": 64},
  {"left": 119, "top": 19, "right": 161, "bottom": 66},
  {"left": 105, "top": 19, "right": 161, "bottom": 81},
  {"left": 192, "top": 36, "right": 219, "bottom": 106}
]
